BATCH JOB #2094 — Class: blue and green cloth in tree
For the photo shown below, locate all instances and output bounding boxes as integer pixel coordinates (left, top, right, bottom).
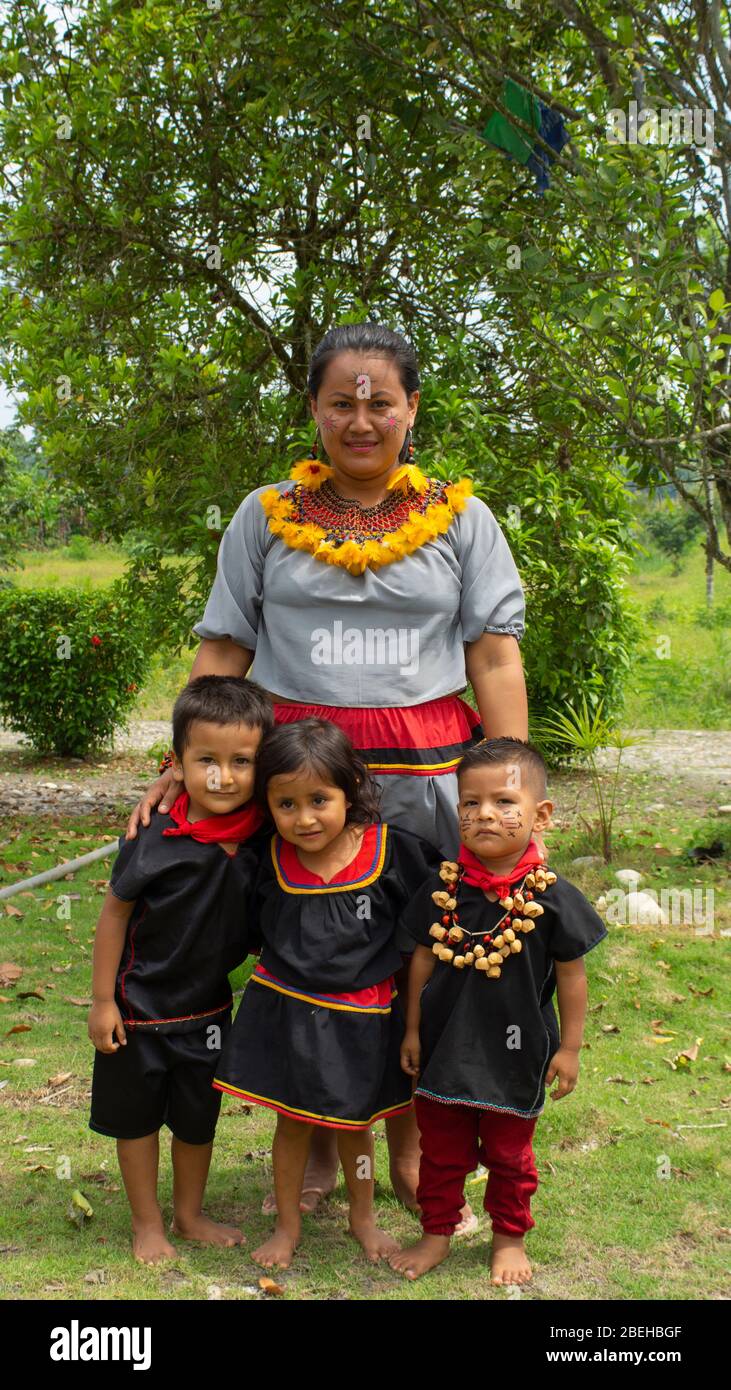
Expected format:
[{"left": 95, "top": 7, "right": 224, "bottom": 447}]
[{"left": 482, "top": 77, "right": 569, "bottom": 193}]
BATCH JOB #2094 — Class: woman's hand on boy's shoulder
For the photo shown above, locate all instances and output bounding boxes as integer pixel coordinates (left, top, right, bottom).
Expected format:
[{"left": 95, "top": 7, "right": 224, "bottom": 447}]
[{"left": 125, "top": 769, "right": 177, "bottom": 840}]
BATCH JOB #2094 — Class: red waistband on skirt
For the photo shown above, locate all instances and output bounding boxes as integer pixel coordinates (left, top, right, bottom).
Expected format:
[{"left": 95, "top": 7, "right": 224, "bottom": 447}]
[
  {"left": 272, "top": 695, "right": 483, "bottom": 776},
  {"left": 253, "top": 964, "right": 395, "bottom": 1012}
]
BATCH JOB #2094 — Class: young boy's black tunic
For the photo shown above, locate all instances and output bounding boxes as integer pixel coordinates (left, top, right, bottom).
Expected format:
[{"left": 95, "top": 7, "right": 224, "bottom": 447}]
[
  {"left": 213, "top": 823, "right": 443, "bottom": 1129},
  {"left": 400, "top": 871, "right": 607, "bottom": 1119},
  {"left": 89, "top": 811, "right": 265, "bottom": 1144}
]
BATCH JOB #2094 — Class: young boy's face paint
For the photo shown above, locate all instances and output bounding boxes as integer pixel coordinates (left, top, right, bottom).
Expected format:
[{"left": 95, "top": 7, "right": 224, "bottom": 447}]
[
  {"left": 456, "top": 763, "right": 552, "bottom": 863},
  {"left": 172, "top": 720, "right": 262, "bottom": 820},
  {"left": 267, "top": 768, "right": 352, "bottom": 853}
]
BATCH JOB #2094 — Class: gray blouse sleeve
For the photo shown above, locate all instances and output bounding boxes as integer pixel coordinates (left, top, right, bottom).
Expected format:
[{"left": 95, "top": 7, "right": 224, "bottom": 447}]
[
  {"left": 456, "top": 495, "right": 525, "bottom": 643},
  {"left": 192, "top": 486, "right": 269, "bottom": 650}
]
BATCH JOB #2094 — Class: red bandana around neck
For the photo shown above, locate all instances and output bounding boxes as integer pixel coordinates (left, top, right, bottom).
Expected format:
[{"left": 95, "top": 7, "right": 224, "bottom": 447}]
[
  {"left": 162, "top": 790, "right": 264, "bottom": 844},
  {"left": 457, "top": 838, "right": 543, "bottom": 898}
]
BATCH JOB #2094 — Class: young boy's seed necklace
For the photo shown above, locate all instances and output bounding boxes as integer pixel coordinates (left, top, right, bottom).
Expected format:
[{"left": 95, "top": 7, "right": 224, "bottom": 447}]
[{"left": 428, "top": 862, "right": 557, "bottom": 979}]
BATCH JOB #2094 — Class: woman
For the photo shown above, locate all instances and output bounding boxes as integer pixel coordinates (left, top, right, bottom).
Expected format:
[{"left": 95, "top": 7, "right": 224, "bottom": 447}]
[{"left": 127, "top": 321, "right": 541, "bottom": 1220}]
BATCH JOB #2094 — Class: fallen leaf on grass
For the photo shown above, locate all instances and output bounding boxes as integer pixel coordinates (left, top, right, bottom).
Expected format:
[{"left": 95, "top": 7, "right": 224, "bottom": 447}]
[
  {"left": 0, "top": 964, "right": 22, "bottom": 986},
  {"left": 44, "top": 1284, "right": 64, "bottom": 1293},
  {"left": 673, "top": 1037, "right": 703, "bottom": 1068},
  {"left": 0, "top": 996, "right": 11, "bottom": 1004},
  {"left": 258, "top": 1276, "right": 285, "bottom": 1296},
  {"left": 3, "top": 1024, "right": 32, "bottom": 1038},
  {"left": 12, "top": 1058, "right": 36, "bottom": 1067},
  {"left": 689, "top": 984, "right": 714, "bottom": 998},
  {"left": 50, "top": 965, "right": 72, "bottom": 974},
  {"left": 644, "top": 1116, "right": 672, "bottom": 1128},
  {"left": 601, "top": 1024, "right": 620, "bottom": 1034},
  {"left": 671, "top": 994, "right": 687, "bottom": 1004},
  {"left": 24, "top": 1163, "right": 52, "bottom": 1173},
  {"left": 83, "top": 1269, "right": 108, "bottom": 1285},
  {"left": 641, "top": 1077, "right": 657, "bottom": 1085},
  {"left": 3, "top": 905, "right": 23, "bottom": 918},
  {"left": 48, "top": 1072, "right": 72, "bottom": 1088},
  {"left": 722, "top": 1061, "right": 731, "bottom": 1073},
  {"left": 24, "top": 1145, "right": 52, "bottom": 1153},
  {"left": 68, "top": 1190, "right": 93, "bottom": 1227},
  {"left": 644, "top": 1035, "right": 676, "bottom": 1045},
  {"left": 17, "top": 990, "right": 44, "bottom": 1001},
  {"left": 63, "top": 997, "right": 92, "bottom": 1008},
  {"left": 589, "top": 1001, "right": 605, "bottom": 1013},
  {"left": 606, "top": 1076, "right": 635, "bottom": 1084}
]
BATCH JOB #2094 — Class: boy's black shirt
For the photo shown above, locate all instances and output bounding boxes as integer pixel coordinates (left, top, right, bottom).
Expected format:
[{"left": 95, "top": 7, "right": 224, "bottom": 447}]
[
  {"left": 399, "top": 871, "right": 608, "bottom": 1117},
  {"left": 109, "top": 812, "right": 268, "bottom": 1033}
]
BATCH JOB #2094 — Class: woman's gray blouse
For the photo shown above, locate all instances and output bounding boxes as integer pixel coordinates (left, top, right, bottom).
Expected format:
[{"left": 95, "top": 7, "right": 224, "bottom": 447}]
[{"left": 193, "top": 481, "right": 525, "bottom": 706}]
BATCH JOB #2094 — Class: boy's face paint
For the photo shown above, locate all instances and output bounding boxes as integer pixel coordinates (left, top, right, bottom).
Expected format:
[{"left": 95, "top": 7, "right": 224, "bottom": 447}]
[
  {"left": 172, "top": 720, "right": 262, "bottom": 822},
  {"left": 456, "top": 763, "right": 552, "bottom": 865}
]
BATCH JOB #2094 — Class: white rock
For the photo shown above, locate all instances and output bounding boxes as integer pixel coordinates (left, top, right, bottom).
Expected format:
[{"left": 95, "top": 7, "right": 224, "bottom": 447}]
[
  {"left": 623, "top": 891, "right": 668, "bottom": 926},
  {"left": 717, "top": 805, "right": 731, "bottom": 815},
  {"left": 570, "top": 855, "right": 604, "bottom": 868},
  {"left": 615, "top": 868, "right": 642, "bottom": 887}
]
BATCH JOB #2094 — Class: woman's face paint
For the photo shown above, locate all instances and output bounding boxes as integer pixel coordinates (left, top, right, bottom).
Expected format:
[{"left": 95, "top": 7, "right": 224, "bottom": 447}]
[
  {"left": 384, "top": 413, "right": 401, "bottom": 433},
  {"left": 321, "top": 414, "right": 338, "bottom": 432}
]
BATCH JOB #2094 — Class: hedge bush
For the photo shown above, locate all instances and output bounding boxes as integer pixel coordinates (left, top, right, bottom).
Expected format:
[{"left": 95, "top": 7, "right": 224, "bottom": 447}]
[{"left": 0, "top": 584, "right": 153, "bottom": 756}]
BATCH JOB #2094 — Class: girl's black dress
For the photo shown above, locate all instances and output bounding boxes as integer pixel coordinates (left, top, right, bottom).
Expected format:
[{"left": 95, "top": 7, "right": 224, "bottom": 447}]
[{"left": 213, "top": 822, "right": 442, "bottom": 1130}]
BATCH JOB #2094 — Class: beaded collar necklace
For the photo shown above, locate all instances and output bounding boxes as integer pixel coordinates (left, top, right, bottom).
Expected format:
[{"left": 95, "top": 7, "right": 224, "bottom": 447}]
[
  {"left": 429, "top": 859, "right": 557, "bottom": 980},
  {"left": 259, "top": 459, "right": 473, "bottom": 576}
]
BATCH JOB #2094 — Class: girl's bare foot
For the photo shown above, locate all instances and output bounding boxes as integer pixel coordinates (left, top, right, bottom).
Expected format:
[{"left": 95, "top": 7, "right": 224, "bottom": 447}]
[
  {"left": 261, "top": 1184, "right": 331, "bottom": 1216},
  {"left": 132, "top": 1223, "right": 176, "bottom": 1265},
  {"left": 490, "top": 1232, "right": 532, "bottom": 1284},
  {"left": 172, "top": 1213, "right": 244, "bottom": 1247},
  {"left": 253, "top": 1223, "right": 300, "bottom": 1269},
  {"left": 388, "top": 1234, "right": 451, "bottom": 1280},
  {"left": 348, "top": 1212, "right": 400, "bottom": 1262}
]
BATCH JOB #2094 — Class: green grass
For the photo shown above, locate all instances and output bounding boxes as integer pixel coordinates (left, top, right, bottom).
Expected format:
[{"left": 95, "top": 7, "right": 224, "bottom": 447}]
[
  {"left": 10, "top": 543, "right": 128, "bottom": 592},
  {"left": 1, "top": 794, "right": 729, "bottom": 1301},
  {"left": 622, "top": 541, "right": 731, "bottom": 729}
]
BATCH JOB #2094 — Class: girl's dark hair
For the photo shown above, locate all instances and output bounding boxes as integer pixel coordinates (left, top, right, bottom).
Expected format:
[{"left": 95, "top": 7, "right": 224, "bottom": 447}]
[
  {"left": 456, "top": 737, "right": 548, "bottom": 798},
  {"left": 254, "top": 719, "right": 382, "bottom": 826},
  {"left": 172, "top": 675, "right": 274, "bottom": 755},
  {"left": 307, "top": 321, "right": 420, "bottom": 403}
]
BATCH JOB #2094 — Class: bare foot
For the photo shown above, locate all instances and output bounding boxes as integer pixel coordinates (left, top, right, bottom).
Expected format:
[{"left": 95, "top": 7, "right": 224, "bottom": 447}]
[
  {"left": 172, "top": 1213, "right": 244, "bottom": 1247},
  {"left": 453, "top": 1203, "right": 478, "bottom": 1238},
  {"left": 490, "top": 1232, "right": 532, "bottom": 1285},
  {"left": 348, "top": 1212, "right": 400, "bottom": 1262},
  {"left": 261, "top": 1183, "right": 335, "bottom": 1216},
  {"left": 388, "top": 1234, "right": 451, "bottom": 1280},
  {"left": 132, "top": 1224, "right": 176, "bottom": 1265},
  {"left": 252, "top": 1223, "right": 300, "bottom": 1269}
]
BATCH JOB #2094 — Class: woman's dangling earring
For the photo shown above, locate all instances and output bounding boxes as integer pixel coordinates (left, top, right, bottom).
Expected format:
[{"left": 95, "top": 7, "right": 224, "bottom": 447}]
[
  {"left": 308, "top": 427, "right": 322, "bottom": 459},
  {"left": 398, "top": 426, "right": 414, "bottom": 463}
]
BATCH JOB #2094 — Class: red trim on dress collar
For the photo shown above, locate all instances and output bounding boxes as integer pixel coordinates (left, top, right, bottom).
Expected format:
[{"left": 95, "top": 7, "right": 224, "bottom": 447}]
[{"left": 275, "top": 822, "right": 384, "bottom": 889}]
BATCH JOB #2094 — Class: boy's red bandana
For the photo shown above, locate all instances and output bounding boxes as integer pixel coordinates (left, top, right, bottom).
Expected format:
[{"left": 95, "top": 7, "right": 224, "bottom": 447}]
[
  {"left": 457, "top": 838, "right": 543, "bottom": 898},
  {"left": 162, "top": 790, "right": 264, "bottom": 844}
]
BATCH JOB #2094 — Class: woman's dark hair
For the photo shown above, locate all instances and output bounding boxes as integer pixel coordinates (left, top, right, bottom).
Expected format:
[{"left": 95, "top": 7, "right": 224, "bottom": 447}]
[
  {"left": 456, "top": 737, "right": 548, "bottom": 799},
  {"left": 254, "top": 719, "right": 382, "bottom": 826},
  {"left": 307, "top": 321, "right": 420, "bottom": 403},
  {"left": 172, "top": 675, "right": 274, "bottom": 755}
]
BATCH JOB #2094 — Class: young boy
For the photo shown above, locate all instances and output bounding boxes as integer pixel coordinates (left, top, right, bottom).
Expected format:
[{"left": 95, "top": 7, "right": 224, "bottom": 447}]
[
  {"left": 389, "top": 736, "right": 607, "bottom": 1285},
  {"left": 87, "top": 674, "right": 273, "bottom": 1264}
]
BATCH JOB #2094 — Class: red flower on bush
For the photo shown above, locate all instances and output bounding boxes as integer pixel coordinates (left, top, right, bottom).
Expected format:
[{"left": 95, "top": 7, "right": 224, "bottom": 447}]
[
  {"left": 126, "top": 682, "right": 138, "bottom": 692},
  {"left": 91, "top": 635, "right": 102, "bottom": 647}
]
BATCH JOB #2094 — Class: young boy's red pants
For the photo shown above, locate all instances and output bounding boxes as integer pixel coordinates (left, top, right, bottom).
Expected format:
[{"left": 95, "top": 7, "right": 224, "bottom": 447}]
[{"left": 414, "top": 1093, "right": 539, "bottom": 1236}]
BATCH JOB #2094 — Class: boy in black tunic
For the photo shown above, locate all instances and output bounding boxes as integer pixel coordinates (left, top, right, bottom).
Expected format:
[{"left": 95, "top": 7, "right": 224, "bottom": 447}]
[
  {"left": 88, "top": 675, "right": 273, "bottom": 1264},
  {"left": 390, "top": 737, "right": 607, "bottom": 1285}
]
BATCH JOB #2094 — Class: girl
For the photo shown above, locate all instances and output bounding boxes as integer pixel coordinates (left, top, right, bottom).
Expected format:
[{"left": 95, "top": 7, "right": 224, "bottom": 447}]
[{"left": 212, "top": 719, "right": 443, "bottom": 1269}]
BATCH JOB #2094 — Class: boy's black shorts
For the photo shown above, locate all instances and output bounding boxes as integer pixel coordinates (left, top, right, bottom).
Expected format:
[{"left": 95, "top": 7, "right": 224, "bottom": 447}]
[{"left": 89, "top": 1012, "right": 232, "bottom": 1145}]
